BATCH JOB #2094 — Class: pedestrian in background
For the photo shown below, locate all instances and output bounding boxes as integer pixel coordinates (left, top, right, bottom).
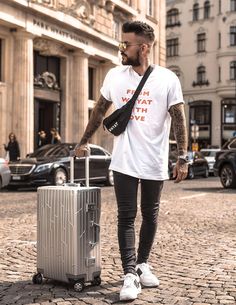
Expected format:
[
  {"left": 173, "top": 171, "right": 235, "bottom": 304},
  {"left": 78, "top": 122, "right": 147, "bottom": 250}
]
[
  {"left": 75, "top": 21, "right": 188, "bottom": 301},
  {"left": 38, "top": 130, "right": 47, "bottom": 148},
  {"left": 50, "top": 128, "right": 61, "bottom": 144},
  {"left": 4, "top": 132, "right": 20, "bottom": 161}
]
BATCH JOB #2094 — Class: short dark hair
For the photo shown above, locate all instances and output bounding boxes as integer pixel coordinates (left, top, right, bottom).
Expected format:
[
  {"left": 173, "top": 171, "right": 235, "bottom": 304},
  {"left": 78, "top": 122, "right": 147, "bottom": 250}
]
[{"left": 122, "top": 21, "right": 155, "bottom": 43}]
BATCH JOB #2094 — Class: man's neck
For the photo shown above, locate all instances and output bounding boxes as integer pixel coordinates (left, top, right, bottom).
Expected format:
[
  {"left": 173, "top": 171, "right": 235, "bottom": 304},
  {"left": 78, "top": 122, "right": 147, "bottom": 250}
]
[{"left": 132, "top": 62, "right": 150, "bottom": 76}]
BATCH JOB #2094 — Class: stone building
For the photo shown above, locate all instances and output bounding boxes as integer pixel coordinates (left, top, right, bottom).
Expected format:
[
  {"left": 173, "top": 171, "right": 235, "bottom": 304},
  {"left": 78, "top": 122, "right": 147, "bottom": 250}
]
[
  {"left": 0, "top": 0, "right": 165, "bottom": 158},
  {"left": 166, "top": 0, "right": 236, "bottom": 149}
]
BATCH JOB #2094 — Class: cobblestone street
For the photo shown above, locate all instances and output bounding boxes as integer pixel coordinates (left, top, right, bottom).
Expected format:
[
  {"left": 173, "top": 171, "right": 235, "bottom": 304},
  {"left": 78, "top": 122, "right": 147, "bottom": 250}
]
[{"left": 0, "top": 177, "right": 236, "bottom": 305}]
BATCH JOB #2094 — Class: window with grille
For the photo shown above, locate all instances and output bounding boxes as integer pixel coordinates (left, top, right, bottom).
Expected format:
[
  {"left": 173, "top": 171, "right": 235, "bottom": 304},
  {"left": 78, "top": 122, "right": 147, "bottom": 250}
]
[
  {"left": 197, "top": 33, "right": 206, "bottom": 52},
  {"left": 193, "top": 3, "right": 199, "bottom": 21},
  {"left": 230, "top": 61, "right": 236, "bottom": 80},
  {"left": 166, "top": 38, "right": 179, "bottom": 57},
  {"left": 230, "top": 26, "right": 236, "bottom": 46}
]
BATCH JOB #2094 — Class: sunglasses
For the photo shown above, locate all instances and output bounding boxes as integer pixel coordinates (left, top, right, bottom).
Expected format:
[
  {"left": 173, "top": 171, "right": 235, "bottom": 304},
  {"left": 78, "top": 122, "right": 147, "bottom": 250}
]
[{"left": 118, "top": 42, "right": 144, "bottom": 51}]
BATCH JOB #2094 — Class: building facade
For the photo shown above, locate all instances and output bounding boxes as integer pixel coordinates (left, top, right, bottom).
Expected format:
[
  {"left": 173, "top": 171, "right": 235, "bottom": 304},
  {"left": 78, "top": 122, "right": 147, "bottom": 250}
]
[
  {"left": 0, "top": 0, "right": 165, "bottom": 158},
  {"left": 166, "top": 0, "right": 236, "bottom": 149}
]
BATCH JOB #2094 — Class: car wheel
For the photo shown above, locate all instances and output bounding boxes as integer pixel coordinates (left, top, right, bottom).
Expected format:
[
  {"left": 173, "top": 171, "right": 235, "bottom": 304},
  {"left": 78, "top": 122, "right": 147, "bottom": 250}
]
[
  {"left": 203, "top": 167, "right": 209, "bottom": 178},
  {"left": 188, "top": 166, "right": 194, "bottom": 179},
  {"left": 220, "top": 164, "right": 236, "bottom": 188},
  {"left": 106, "top": 170, "right": 114, "bottom": 186},
  {"left": 53, "top": 168, "right": 67, "bottom": 186}
]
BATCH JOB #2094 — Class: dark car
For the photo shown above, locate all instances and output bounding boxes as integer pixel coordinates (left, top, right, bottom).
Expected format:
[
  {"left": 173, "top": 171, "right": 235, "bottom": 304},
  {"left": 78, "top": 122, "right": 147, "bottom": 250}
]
[
  {"left": 8, "top": 143, "right": 113, "bottom": 188},
  {"left": 213, "top": 137, "right": 236, "bottom": 188},
  {"left": 169, "top": 151, "right": 209, "bottom": 179}
]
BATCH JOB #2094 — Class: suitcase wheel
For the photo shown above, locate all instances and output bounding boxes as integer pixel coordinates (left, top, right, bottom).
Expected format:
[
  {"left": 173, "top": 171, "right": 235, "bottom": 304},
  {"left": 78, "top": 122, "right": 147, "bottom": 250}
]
[
  {"left": 32, "top": 273, "right": 43, "bottom": 284},
  {"left": 74, "top": 280, "right": 85, "bottom": 292},
  {"left": 91, "top": 276, "right": 101, "bottom": 286}
]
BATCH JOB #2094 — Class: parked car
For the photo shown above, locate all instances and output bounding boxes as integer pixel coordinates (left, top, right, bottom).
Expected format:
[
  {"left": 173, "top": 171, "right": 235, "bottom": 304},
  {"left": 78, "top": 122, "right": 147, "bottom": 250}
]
[
  {"left": 214, "top": 137, "right": 236, "bottom": 188},
  {"left": 7, "top": 143, "right": 113, "bottom": 188},
  {"left": 200, "top": 148, "right": 220, "bottom": 175},
  {"left": 0, "top": 158, "right": 11, "bottom": 189},
  {"left": 169, "top": 151, "right": 209, "bottom": 179}
]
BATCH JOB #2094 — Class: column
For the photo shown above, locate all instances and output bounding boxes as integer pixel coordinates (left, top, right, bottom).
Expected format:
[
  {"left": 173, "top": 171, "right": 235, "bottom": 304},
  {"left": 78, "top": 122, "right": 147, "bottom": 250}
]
[
  {"left": 12, "top": 31, "right": 34, "bottom": 158},
  {"left": 66, "top": 50, "right": 89, "bottom": 142}
]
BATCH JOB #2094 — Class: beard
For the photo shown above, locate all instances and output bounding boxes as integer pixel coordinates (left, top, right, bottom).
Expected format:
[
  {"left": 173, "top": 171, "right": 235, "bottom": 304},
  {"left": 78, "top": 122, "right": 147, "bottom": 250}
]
[{"left": 121, "top": 50, "right": 141, "bottom": 67}]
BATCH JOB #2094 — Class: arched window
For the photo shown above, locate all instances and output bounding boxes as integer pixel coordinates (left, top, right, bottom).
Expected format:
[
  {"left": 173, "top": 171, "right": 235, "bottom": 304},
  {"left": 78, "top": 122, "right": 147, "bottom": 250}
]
[
  {"left": 204, "top": 1, "right": 210, "bottom": 19},
  {"left": 197, "top": 65, "right": 206, "bottom": 83},
  {"left": 193, "top": 3, "right": 199, "bottom": 21},
  {"left": 167, "top": 8, "right": 180, "bottom": 27},
  {"left": 230, "top": 61, "right": 236, "bottom": 80}
]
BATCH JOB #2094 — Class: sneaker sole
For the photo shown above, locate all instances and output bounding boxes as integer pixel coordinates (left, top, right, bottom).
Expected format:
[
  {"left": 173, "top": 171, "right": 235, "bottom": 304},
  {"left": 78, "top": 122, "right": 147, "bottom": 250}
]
[
  {"left": 140, "top": 282, "right": 159, "bottom": 288},
  {"left": 120, "top": 286, "right": 141, "bottom": 301}
]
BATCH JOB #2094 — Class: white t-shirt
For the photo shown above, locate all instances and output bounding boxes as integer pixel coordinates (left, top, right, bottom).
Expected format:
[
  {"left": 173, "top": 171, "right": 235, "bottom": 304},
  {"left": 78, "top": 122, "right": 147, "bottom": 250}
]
[{"left": 100, "top": 65, "right": 184, "bottom": 180}]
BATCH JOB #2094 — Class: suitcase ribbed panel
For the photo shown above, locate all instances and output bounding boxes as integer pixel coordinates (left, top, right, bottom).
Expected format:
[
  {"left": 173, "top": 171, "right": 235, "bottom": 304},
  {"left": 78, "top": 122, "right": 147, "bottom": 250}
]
[{"left": 37, "top": 185, "right": 101, "bottom": 284}]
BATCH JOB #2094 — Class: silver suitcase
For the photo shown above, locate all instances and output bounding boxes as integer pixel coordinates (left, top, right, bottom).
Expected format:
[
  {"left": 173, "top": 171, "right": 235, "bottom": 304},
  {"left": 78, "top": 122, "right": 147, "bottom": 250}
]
[{"left": 32, "top": 155, "right": 101, "bottom": 292}]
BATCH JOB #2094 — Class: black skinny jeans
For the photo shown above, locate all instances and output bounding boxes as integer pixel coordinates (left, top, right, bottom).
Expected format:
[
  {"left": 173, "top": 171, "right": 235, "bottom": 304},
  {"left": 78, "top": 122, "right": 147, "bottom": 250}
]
[{"left": 113, "top": 171, "right": 164, "bottom": 275}]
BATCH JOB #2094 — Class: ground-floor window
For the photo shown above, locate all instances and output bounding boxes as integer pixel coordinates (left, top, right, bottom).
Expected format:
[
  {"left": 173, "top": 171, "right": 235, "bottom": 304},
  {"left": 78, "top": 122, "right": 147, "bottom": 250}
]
[
  {"left": 221, "top": 99, "right": 236, "bottom": 146},
  {"left": 189, "top": 100, "right": 211, "bottom": 149}
]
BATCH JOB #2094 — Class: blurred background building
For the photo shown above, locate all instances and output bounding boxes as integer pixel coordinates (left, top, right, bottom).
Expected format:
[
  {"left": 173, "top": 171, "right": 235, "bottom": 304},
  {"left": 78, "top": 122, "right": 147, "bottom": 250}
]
[
  {"left": 0, "top": 0, "right": 165, "bottom": 157},
  {"left": 166, "top": 0, "right": 236, "bottom": 149}
]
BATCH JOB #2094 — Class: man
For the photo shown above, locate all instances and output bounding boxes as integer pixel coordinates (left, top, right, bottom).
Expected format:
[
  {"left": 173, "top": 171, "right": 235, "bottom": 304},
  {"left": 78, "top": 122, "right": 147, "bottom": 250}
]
[{"left": 75, "top": 21, "right": 188, "bottom": 301}]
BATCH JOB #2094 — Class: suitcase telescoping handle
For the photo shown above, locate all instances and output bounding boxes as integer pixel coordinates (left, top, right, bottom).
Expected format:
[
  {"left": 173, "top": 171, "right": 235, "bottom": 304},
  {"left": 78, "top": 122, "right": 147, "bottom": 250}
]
[{"left": 69, "top": 150, "right": 89, "bottom": 187}]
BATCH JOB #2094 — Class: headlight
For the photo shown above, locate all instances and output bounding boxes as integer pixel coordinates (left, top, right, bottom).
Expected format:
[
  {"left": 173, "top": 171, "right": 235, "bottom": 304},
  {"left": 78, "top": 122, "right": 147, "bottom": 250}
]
[{"left": 35, "top": 163, "right": 53, "bottom": 173}]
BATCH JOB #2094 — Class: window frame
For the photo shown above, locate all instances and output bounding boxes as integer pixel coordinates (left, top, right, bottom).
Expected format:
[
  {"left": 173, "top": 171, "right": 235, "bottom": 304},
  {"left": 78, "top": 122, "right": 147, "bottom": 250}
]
[
  {"left": 204, "top": 1, "right": 210, "bottom": 19},
  {"left": 193, "top": 3, "right": 199, "bottom": 21},
  {"left": 230, "top": 0, "right": 236, "bottom": 12},
  {"left": 197, "top": 65, "right": 206, "bottom": 83},
  {"left": 230, "top": 61, "right": 236, "bottom": 80},
  {"left": 197, "top": 33, "right": 206, "bottom": 53},
  {"left": 166, "top": 8, "right": 180, "bottom": 27},
  {"left": 230, "top": 26, "right": 236, "bottom": 46},
  {"left": 166, "top": 38, "right": 179, "bottom": 57},
  {"left": 146, "top": 0, "right": 154, "bottom": 17}
]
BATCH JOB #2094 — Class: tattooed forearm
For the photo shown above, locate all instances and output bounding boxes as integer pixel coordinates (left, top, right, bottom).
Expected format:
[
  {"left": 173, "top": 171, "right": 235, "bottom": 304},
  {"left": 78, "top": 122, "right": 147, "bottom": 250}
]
[
  {"left": 169, "top": 103, "right": 188, "bottom": 155},
  {"left": 79, "top": 95, "right": 112, "bottom": 145}
]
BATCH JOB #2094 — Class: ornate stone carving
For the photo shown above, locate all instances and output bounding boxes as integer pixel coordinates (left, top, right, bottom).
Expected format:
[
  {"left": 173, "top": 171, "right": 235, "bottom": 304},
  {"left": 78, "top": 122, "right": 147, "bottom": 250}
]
[
  {"left": 34, "top": 38, "right": 67, "bottom": 56},
  {"left": 65, "top": 0, "right": 95, "bottom": 25},
  {"left": 34, "top": 72, "right": 60, "bottom": 90},
  {"left": 106, "top": 1, "right": 115, "bottom": 13}
]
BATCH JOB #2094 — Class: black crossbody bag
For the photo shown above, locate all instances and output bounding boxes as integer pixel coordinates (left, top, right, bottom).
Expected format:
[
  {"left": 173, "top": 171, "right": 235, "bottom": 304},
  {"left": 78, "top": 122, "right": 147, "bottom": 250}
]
[{"left": 103, "top": 65, "right": 153, "bottom": 136}]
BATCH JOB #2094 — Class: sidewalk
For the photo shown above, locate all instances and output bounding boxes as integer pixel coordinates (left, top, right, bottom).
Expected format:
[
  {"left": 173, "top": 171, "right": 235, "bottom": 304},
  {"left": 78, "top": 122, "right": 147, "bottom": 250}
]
[{"left": 0, "top": 179, "right": 236, "bottom": 305}]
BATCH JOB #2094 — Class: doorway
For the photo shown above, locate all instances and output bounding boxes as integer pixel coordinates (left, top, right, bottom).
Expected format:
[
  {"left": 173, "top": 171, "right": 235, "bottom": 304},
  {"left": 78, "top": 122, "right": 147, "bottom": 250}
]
[{"left": 34, "top": 99, "right": 58, "bottom": 149}]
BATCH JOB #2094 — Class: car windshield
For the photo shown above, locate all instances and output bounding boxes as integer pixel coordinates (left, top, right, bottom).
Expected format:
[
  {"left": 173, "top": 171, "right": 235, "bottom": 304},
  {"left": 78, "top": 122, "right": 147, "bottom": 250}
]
[{"left": 29, "top": 144, "right": 75, "bottom": 158}]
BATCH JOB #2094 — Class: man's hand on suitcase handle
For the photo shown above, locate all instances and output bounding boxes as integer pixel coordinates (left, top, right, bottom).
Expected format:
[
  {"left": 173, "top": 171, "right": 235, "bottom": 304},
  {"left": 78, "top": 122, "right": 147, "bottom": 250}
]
[{"left": 74, "top": 143, "right": 90, "bottom": 158}]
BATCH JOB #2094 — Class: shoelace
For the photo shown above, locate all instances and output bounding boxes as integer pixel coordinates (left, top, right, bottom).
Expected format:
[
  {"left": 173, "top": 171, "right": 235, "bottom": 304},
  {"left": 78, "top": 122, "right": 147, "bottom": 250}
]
[
  {"left": 140, "top": 263, "right": 154, "bottom": 273},
  {"left": 123, "top": 275, "right": 137, "bottom": 288}
]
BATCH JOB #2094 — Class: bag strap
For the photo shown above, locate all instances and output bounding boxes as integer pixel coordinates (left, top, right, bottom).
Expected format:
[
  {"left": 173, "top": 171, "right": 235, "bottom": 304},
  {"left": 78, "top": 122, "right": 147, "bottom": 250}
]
[{"left": 128, "top": 65, "right": 154, "bottom": 107}]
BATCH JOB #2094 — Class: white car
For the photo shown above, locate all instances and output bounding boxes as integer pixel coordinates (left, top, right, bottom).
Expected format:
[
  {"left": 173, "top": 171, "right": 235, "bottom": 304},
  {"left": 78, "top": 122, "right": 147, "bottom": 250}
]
[
  {"left": 200, "top": 148, "right": 220, "bottom": 174},
  {"left": 0, "top": 158, "right": 11, "bottom": 189}
]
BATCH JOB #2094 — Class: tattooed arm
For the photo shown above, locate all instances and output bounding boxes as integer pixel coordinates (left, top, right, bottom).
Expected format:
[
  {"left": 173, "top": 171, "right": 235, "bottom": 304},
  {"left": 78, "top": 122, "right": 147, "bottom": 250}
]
[
  {"left": 169, "top": 102, "right": 188, "bottom": 183},
  {"left": 75, "top": 95, "right": 112, "bottom": 157}
]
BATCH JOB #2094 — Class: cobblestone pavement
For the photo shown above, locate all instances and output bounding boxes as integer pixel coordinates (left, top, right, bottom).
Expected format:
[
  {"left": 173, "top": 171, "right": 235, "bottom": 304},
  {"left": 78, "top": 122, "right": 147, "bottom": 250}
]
[{"left": 0, "top": 177, "right": 236, "bottom": 305}]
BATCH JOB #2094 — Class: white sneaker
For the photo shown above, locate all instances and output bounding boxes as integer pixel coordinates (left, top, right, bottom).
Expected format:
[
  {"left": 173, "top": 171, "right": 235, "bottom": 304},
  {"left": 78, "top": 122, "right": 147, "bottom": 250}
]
[
  {"left": 120, "top": 273, "right": 142, "bottom": 301},
  {"left": 136, "top": 263, "right": 160, "bottom": 287}
]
